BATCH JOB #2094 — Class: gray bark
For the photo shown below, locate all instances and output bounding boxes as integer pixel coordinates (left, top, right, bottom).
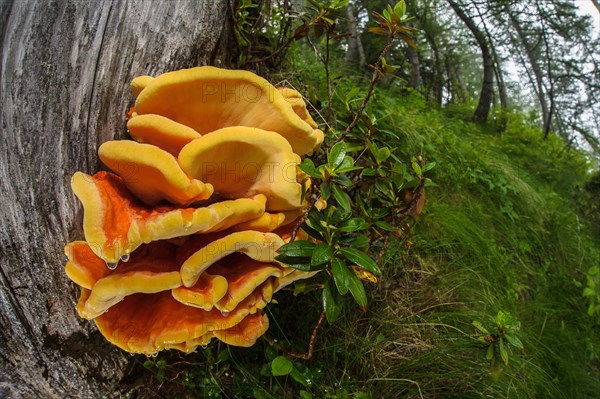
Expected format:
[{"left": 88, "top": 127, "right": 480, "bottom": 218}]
[
  {"left": 406, "top": 45, "right": 421, "bottom": 90},
  {"left": 0, "top": 0, "right": 231, "bottom": 397},
  {"left": 447, "top": 0, "right": 494, "bottom": 122},
  {"left": 344, "top": 3, "right": 366, "bottom": 69}
]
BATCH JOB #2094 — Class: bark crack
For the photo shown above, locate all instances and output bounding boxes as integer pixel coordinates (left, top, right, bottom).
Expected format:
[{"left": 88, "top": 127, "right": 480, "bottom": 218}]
[{"left": 85, "top": 0, "right": 113, "bottom": 172}]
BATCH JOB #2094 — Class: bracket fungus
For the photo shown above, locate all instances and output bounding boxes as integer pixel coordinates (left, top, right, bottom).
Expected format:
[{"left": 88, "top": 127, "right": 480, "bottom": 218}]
[{"left": 65, "top": 67, "right": 324, "bottom": 355}]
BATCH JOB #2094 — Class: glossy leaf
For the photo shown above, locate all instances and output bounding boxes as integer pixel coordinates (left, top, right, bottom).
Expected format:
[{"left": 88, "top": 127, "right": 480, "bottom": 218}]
[
  {"left": 328, "top": 142, "right": 346, "bottom": 169},
  {"left": 504, "top": 333, "right": 523, "bottom": 350},
  {"left": 472, "top": 320, "right": 490, "bottom": 335},
  {"left": 298, "top": 158, "right": 322, "bottom": 178},
  {"left": 339, "top": 218, "right": 370, "bottom": 232},
  {"left": 271, "top": 356, "right": 293, "bottom": 376},
  {"left": 323, "top": 279, "right": 342, "bottom": 324},
  {"left": 347, "top": 272, "right": 368, "bottom": 307},
  {"left": 331, "top": 257, "right": 352, "bottom": 295},
  {"left": 332, "top": 185, "right": 351, "bottom": 211},
  {"left": 277, "top": 240, "right": 315, "bottom": 258},
  {"left": 311, "top": 243, "right": 334, "bottom": 266},
  {"left": 340, "top": 248, "right": 382, "bottom": 276},
  {"left": 499, "top": 339, "right": 509, "bottom": 365}
]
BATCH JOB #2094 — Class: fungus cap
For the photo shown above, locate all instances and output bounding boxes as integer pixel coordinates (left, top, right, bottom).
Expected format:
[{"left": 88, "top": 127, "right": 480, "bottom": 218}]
[
  {"left": 134, "top": 66, "right": 323, "bottom": 155},
  {"left": 127, "top": 114, "right": 201, "bottom": 156},
  {"left": 179, "top": 127, "right": 303, "bottom": 211},
  {"left": 71, "top": 171, "right": 266, "bottom": 264},
  {"left": 98, "top": 140, "right": 213, "bottom": 206},
  {"left": 180, "top": 231, "right": 285, "bottom": 287}
]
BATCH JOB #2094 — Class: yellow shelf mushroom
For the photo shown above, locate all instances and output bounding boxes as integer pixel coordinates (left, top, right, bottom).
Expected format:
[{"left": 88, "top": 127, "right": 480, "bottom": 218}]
[
  {"left": 66, "top": 67, "right": 325, "bottom": 354},
  {"left": 134, "top": 66, "right": 323, "bottom": 155}
]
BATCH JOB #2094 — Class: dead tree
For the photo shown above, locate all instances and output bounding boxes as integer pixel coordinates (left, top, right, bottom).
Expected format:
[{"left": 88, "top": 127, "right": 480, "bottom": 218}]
[{"left": 0, "top": 0, "right": 233, "bottom": 397}]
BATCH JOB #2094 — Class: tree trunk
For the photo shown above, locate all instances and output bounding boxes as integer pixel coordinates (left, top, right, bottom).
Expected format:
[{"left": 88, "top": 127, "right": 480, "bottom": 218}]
[
  {"left": 406, "top": 44, "right": 421, "bottom": 90},
  {"left": 507, "top": 8, "right": 551, "bottom": 135},
  {"left": 344, "top": 3, "right": 366, "bottom": 69},
  {"left": 447, "top": 0, "right": 494, "bottom": 122},
  {"left": 0, "top": 0, "right": 232, "bottom": 397},
  {"left": 423, "top": 29, "right": 443, "bottom": 105}
]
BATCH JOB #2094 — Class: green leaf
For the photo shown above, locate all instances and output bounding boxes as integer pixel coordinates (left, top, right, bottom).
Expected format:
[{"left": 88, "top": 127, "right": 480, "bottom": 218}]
[
  {"left": 375, "top": 147, "right": 391, "bottom": 164},
  {"left": 375, "top": 220, "right": 394, "bottom": 232},
  {"left": 472, "top": 320, "right": 490, "bottom": 335},
  {"left": 217, "top": 349, "right": 229, "bottom": 363},
  {"left": 323, "top": 279, "right": 343, "bottom": 324},
  {"left": 583, "top": 287, "right": 596, "bottom": 297},
  {"left": 422, "top": 161, "right": 436, "bottom": 173},
  {"left": 332, "top": 0, "right": 349, "bottom": 9},
  {"left": 290, "top": 366, "right": 309, "bottom": 386},
  {"left": 331, "top": 257, "right": 352, "bottom": 295},
  {"left": 333, "top": 174, "right": 353, "bottom": 187},
  {"left": 328, "top": 142, "right": 347, "bottom": 169},
  {"left": 275, "top": 255, "right": 313, "bottom": 271},
  {"left": 311, "top": 243, "right": 334, "bottom": 266},
  {"left": 332, "top": 185, "right": 352, "bottom": 211},
  {"left": 588, "top": 266, "right": 600, "bottom": 276},
  {"left": 393, "top": 0, "right": 406, "bottom": 18},
  {"left": 496, "top": 310, "right": 508, "bottom": 328},
  {"left": 293, "top": 281, "right": 321, "bottom": 296},
  {"left": 382, "top": 8, "right": 391, "bottom": 22},
  {"left": 411, "top": 158, "right": 422, "bottom": 177},
  {"left": 143, "top": 360, "right": 154, "bottom": 369},
  {"left": 298, "top": 158, "right": 321, "bottom": 178},
  {"left": 299, "top": 390, "right": 314, "bottom": 399},
  {"left": 362, "top": 168, "right": 378, "bottom": 177},
  {"left": 301, "top": 221, "right": 325, "bottom": 241},
  {"left": 340, "top": 248, "right": 382, "bottom": 276},
  {"left": 253, "top": 388, "right": 269, "bottom": 399},
  {"left": 588, "top": 303, "right": 596, "bottom": 316},
  {"left": 277, "top": 240, "right": 315, "bottom": 258},
  {"left": 504, "top": 333, "right": 523, "bottom": 350},
  {"left": 271, "top": 356, "right": 293, "bottom": 376},
  {"left": 336, "top": 156, "right": 362, "bottom": 173},
  {"left": 486, "top": 344, "right": 494, "bottom": 360},
  {"left": 320, "top": 181, "right": 332, "bottom": 201},
  {"left": 339, "top": 218, "right": 370, "bottom": 232},
  {"left": 331, "top": 208, "right": 352, "bottom": 225},
  {"left": 499, "top": 339, "right": 509, "bottom": 365},
  {"left": 341, "top": 234, "right": 370, "bottom": 248},
  {"left": 348, "top": 272, "right": 368, "bottom": 307}
]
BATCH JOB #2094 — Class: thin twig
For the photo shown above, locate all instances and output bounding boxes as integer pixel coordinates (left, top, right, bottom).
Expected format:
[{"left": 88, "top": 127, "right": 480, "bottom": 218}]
[
  {"left": 265, "top": 311, "right": 326, "bottom": 360},
  {"left": 397, "top": 179, "right": 426, "bottom": 223},
  {"left": 290, "top": 194, "right": 318, "bottom": 242},
  {"left": 244, "top": 35, "right": 297, "bottom": 65},
  {"left": 325, "top": 32, "right": 334, "bottom": 122},
  {"left": 376, "top": 232, "right": 391, "bottom": 264},
  {"left": 333, "top": 33, "right": 395, "bottom": 144}
]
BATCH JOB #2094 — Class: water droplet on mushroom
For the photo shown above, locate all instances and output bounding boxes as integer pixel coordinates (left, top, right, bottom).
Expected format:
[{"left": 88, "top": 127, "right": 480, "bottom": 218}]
[
  {"left": 106, "top": 262, "right": 118, "bottom": 270},
  {"left": 221, "top": 311, "right": 229, "bottom": 317},
  {"left": 120, "top": 253, "right": 130, "bottom": 262}
]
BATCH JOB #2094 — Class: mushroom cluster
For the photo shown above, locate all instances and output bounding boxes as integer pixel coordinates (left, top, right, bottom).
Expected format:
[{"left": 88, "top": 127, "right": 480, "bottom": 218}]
[{"left": 65, "top": 67, "right": 324, "bottom": 354}]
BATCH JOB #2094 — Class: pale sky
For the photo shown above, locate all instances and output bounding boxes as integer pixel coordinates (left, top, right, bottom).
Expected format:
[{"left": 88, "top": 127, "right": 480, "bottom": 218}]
[{"left": 576, "top": 0, "right": 600, "bottom": 37}]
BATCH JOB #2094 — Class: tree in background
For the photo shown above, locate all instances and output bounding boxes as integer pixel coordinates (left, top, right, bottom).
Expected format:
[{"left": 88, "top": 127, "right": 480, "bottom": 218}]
[{"left": 307, "top": 0, "right": 600, "bottom": 151}]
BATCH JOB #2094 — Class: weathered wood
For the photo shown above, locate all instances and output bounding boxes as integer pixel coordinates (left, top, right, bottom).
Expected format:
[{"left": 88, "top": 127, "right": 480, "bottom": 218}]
[{"left": 0, "top": 1, "right": 233, "bottom": 397}]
